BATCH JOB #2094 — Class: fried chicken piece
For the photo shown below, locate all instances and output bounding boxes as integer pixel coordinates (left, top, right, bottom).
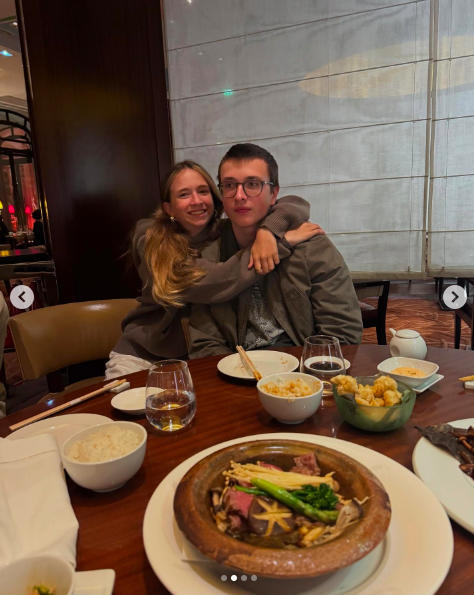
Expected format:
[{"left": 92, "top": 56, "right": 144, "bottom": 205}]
[
  {"left": 373, "top": 375, "right": 398, "bottom": 396},
  {"left": 331, "top": 374, "right": 358, "bottom": 394},
  {"left": 383, "top": 389, "right": 402, "bottom": 407},
  {"left": 356, "top": 384, "right": 375, "bottom": 404}
]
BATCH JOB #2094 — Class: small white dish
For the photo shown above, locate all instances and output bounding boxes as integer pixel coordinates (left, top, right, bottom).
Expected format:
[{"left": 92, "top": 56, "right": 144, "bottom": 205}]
[
  {"left": 377, "top": 356, "right": 439, "bottom": 389},
  {"left": 0, "top": 554, "right": 75, "bottom": 595},
  {"left": 61, "top": 421, "right": 147, "bottom": 492},
  {"left": 302, "top": 355, "right": 350, "bottom": 373},
  {"left": 6, "top": 414, "right": 112, "bottom": 448},
  {"left": 413, "top": 418, "right": 474, "bottom": 534},
  {"left": 256, "top": 372, "right": 323, "bottom": 424},
  {"left": 111, "top": 387, "right": 147, "bottom": 415},
  {"left": 412, "top": 373, "right": 444, "bottom": 394},
  {"left": 217, "top": 350, "right": 299, "bottom": 380},
  {"left": 75, "top": 569, "right": 115, "bottom": 595}
]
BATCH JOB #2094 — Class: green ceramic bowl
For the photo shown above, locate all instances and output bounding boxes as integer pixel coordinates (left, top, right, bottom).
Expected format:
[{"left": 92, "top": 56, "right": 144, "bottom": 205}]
[{"left": 333, "top": 375, "right": 416, "bottom": 432}]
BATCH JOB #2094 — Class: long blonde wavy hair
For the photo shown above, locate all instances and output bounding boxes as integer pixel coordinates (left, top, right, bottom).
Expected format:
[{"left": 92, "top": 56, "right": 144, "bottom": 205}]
[{"left": 144, "top": 161, "right": 223, "bottom": 308}]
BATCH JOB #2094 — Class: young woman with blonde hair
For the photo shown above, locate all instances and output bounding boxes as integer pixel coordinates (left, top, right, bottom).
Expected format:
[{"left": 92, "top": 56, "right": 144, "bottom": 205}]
[{"left": 106, "top": 160, "right": 322, "bottom": 378}]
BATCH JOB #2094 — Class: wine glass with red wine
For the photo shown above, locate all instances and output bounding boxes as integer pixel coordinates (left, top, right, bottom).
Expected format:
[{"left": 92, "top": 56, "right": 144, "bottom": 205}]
[{"left": 300, "top": 335, "right": 346, "bottom": 402}]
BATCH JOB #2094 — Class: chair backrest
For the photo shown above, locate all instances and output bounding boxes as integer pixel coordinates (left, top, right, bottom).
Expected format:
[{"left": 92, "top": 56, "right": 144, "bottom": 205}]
[{"left": 9, "top": 299, "right": 138, "bottom": 380}]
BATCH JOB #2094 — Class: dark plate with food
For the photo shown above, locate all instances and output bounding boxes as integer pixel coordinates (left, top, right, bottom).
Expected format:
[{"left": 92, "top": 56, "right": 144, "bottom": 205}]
[{"left": 173, "top": 439, "right": 391, "bottom": 578}]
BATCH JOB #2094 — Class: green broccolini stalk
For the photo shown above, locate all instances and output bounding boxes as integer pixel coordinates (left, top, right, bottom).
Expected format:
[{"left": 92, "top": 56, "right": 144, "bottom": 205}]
[
  {"left": 251, "top": 478, "right": 339, "bottom": 524},
  {"left": 234, "top": 485, "right": 268, "bottom": 496}
]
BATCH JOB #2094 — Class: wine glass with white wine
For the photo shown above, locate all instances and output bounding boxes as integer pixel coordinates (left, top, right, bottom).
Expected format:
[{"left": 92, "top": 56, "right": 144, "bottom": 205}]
[{"left": 146, "top": 360, "right": 196, "bottom": 432}]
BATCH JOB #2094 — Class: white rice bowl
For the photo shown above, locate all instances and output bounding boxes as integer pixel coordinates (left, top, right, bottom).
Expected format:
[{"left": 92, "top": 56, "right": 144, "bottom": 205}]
[{"left": 61, "top": 421, "right": 147, "bottom": 492}]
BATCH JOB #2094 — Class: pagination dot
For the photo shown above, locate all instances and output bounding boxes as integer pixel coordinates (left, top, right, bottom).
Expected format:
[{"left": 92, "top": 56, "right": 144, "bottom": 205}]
[
  {"left": 231, "top": 574, "right": 237, "bottom": 581},
  {"left": 241, "top": 574, "right": 248, "bottom": 581},
  {"left": 251, "top": 574, "right": 258, "bottom": 581},
  {"left": 221, "top": 574, "right": 227, "bottom": 581}
]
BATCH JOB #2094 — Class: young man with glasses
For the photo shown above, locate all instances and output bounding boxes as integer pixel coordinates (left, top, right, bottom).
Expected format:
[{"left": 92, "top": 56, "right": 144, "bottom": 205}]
[{"left": 187, "top": 143, "right": 362, "bottom": 358}]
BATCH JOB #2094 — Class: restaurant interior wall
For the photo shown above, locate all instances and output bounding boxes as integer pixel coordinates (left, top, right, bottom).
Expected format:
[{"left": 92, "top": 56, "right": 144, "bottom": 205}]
[
  {"left": 164, "top": 0, "right": 473, "bottom": 280},
  {"left": 16, "top": 0, "right": 172, "bottom": 303}
]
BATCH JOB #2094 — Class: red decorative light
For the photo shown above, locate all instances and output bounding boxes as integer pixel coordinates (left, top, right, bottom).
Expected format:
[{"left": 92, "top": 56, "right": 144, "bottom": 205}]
[
  {"left": 8, "top": 205, "right": 14, "bottom": 214},
  {"left": 25, "top": 206, "right": 31, "bottom": 214}
]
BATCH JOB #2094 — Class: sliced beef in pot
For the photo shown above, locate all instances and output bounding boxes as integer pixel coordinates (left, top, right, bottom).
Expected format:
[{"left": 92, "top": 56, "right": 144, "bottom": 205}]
[{"left": 290, "top": 453, "right": 321, "bottom": 476}]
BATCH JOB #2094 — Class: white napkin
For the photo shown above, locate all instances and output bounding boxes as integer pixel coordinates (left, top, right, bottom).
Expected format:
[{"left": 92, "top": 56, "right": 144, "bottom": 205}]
[{"left": 0, "top": 433, "right": 79, "bottom": 568}]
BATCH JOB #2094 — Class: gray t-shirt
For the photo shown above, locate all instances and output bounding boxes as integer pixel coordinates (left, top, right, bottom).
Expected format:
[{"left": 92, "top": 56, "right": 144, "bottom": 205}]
[{"left": 244, "top": 283, "right": 286, "bottom": 350}]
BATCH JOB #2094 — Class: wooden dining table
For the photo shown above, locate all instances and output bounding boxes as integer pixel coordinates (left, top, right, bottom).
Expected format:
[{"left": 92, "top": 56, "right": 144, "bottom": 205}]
[{"left": 1, "top": 344, "right": 473, "bottom": 594}]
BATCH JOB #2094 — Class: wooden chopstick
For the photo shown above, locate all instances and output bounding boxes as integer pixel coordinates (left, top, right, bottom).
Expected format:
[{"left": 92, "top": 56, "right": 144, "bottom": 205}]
[
  {"left": 459, "top": 375, "right": 474, "bottom": 382},
  {"left": 236, "top": 345, "right": 262, "bottom": 380},
  {"left": 9, "top": 379, "right": 127, "bottom": 432}
]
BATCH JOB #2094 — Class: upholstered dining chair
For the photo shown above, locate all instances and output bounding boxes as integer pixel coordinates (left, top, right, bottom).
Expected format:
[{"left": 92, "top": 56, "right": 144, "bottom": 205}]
[
  {"left": 354, "top": 281, "right": 390, "bottom": 345},
  {"left": 9, "top": 299, "right": 138, "bottom": 400}
]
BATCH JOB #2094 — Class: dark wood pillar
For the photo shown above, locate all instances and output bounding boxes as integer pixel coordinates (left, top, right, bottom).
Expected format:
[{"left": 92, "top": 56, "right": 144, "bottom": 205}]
[{"left": 16, "top": 0, "right": 172, "bottom": 302}]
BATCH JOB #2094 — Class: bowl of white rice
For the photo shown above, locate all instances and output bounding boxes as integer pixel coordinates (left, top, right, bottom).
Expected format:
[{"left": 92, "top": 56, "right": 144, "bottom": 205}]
[{"left": 61, "top": 421, "right": 147, "bottom": 492}]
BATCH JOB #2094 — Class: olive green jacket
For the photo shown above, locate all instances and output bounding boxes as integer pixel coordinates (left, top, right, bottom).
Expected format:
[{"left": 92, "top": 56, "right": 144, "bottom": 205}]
[
  {"left": 113, "top": 196, "right": 310, "bottom": 361},
  {"left": 188, "top": 223, "right": 362, "bottom": 358}
]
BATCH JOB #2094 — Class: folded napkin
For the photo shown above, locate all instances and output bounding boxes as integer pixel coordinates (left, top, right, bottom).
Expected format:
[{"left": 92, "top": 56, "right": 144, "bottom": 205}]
[{"left": 0, "top": 434, "right": 79, "bottom": 568}]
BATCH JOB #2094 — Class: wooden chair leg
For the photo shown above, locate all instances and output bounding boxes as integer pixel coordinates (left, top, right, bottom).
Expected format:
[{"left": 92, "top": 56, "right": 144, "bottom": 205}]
[{"left": 454, "top": 313, "right": 461, "bottom": 349}]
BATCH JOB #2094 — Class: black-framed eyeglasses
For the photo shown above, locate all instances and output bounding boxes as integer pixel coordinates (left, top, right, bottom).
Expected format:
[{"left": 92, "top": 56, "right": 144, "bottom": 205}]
[{"left": 218, "top": 180, "right": 274, "bottom": 199}]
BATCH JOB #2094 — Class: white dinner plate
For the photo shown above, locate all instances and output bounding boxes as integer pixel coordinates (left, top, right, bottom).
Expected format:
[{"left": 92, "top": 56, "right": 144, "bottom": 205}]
[
  {"left": 75, "top": 569, "right": 115, "bottom": 595},
  {"left": 413, "top": 418, "right": 474, "bottom": 534},
  {"left": 6, "top": 414, "right": 112, "bottom": 447},
  {"left": 217, "top": 351, "right": 299, "bottom": 380},
  {"left": 111, "top": 387, "right": 148, "bottom": 415},
  {"left": 143, "top": 433, "right": 453, "bottom": 595}
]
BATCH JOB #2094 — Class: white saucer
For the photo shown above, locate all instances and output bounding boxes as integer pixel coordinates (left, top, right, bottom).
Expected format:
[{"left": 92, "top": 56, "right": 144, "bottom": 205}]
[
  {"left": 6, "top": 414, "right": 112, "bottom": 447},
  {"left": 412, "top": 374, "right": 444, "bottom": 394},
  {"left": 75, "top": 569, "right": 115, "bottom": 594},
  {"left": 111, "top": 387, "right": 148, "bottom": 415}
]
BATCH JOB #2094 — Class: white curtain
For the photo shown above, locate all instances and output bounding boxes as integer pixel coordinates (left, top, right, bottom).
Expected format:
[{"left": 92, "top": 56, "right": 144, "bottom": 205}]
[
  {"left": 163, "top": 1, "right": 438, "bottom": 279},
  {"left": 428, "top": 0, "right": 474, "bottom": 277}
]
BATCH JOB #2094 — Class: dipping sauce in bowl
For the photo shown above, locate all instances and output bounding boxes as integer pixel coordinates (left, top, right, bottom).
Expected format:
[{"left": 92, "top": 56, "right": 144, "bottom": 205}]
[{"left": 391, "top": 367, "right": 426, "bottom": 378}]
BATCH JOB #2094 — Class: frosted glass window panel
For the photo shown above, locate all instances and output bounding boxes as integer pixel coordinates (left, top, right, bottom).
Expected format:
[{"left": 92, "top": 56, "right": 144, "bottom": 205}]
[
  {"left": 331, "top": 231, "right": 424, "bottom": 274},
  {"left": 328, "top": 178, "right": 425, "bottom": 233},
  {"left": 256, "top": 133, "right": 329, "bottom": 187},
  {"left": 329, "top": 62, "right": 428, "bottom": 129},
  {"left": 329, "top": 121, "right": 426, "bottom": 182},
  {"left": 163, "top": 0, "right": 245, "bottom": 50},
  {"left": 171, "top": 90, "right": 251, "bottom": 149},
  {"left": 434, "top": 59, "right": 452, "bottom": 121},
  {"left": 432, "top": 120, "right": 449, "bottom": 178},
  {"left": 429, "top": 231, "right": 474, "bottom": 272},
  {"left": 250, "top": 79, "right": 329, "bottom": 139},
  {"left": 327, "top": 3, "right": 418, "bottom": 75},
  {"left": 167, "top": 37, "right": 247, "bottom": 100},
  {"left": 177, "top": 142, "right": 248, "bottom": 180},
  {"left": 437, "top": 0, "right": 452, "bottom": 60},
  {"left": 245, "top": 0, "right": 328, "bottom": 33},
  {"left": 246, "top": 21, "right": 329, "bottom": 88},
  {"left": 279, "top": 184, "right": 330, "bottom": 230},
  {"left": 446, "top": 56, "right": 474, "bottom": 119},
  {"left": 445, "top": 116, "right": 474, "bottom": 176},
  {"left": 327, "top": 0, "right": 418, "bottom": 19},
  {"left": 415, "top": 0, "right": 431, "bottom": 62},
  {"left": 435, "top": 57, "right": 474, "bottom": 121},
  {"left": 431, "top": 176, "right": 474, "bottom": 232},
  {"left": 451, "top": 0, "right": 474, "bottom": 58}
]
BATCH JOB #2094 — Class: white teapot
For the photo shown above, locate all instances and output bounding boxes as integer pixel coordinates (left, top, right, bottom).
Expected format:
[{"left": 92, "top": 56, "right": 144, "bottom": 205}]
[{"left": 389, "top": 328, "right": 427, "bottom": 360}]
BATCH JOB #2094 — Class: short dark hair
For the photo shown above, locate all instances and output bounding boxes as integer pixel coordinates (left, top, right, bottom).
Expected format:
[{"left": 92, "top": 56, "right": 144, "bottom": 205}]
[
  {"left": 32, "top": 209, "right": 42, "bottom": 221},
  {"left": 218, "top": 143, "right": 279, "bottom": 187}
]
